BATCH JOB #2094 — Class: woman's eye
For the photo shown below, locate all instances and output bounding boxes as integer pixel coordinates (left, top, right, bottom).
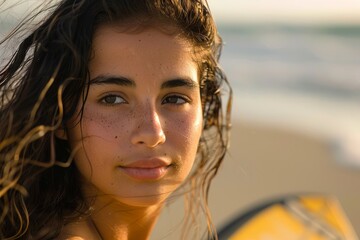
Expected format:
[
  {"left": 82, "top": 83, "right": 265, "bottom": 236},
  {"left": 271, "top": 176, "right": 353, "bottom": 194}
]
[
  {"left": 100, "top": 95, "right": 126, "bottom": 105},
  {"left": 162, "top": 95, "right": 189, "bottom": 105}
]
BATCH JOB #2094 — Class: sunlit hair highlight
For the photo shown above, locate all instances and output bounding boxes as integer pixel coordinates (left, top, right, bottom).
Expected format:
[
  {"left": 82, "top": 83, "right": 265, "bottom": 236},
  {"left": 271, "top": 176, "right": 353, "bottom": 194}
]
[{"left": 0, "top": 0, "right": 232, "bottom": 239}]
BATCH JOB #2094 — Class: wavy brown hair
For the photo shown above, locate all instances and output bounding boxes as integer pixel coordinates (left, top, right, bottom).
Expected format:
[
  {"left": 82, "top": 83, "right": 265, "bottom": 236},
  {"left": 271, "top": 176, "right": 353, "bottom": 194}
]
[{"left": 0, "top": 0, "right": 232, "bottom": 239}]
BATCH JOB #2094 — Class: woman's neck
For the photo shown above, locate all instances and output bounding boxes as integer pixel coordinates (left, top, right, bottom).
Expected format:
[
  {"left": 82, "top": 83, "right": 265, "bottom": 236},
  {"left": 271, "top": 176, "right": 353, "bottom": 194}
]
[
  {"left": 88, "top": 197, "right": 163, "bottom": 240},
  {"left": 59, "top": 197, "right": 163, "bottom": 240}
]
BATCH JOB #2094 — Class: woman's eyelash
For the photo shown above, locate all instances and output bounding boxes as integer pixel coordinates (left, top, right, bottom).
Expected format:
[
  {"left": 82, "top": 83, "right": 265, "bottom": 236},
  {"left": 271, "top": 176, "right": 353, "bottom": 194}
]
[
  {"left": 162, "top": 95, "right": 190, "bottom": 105},
  {"left": 100, "top": 95, "right": 127, "bottom": 105},
  {"left": 98, "top": 94, "right": 190, "bottom": 105}
]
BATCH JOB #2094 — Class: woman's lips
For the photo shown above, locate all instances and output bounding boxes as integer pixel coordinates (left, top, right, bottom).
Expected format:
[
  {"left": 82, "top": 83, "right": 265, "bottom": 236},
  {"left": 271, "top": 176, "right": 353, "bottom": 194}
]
[{"left": 119, "top": 159, "right": 171, "bottom": 180}]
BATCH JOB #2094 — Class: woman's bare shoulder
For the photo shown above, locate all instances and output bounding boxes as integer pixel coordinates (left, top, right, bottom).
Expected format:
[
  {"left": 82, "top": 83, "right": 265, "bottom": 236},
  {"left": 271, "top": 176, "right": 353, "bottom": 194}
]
[{"left": 57, "top": 219, "right": 101, "bottom": 240}]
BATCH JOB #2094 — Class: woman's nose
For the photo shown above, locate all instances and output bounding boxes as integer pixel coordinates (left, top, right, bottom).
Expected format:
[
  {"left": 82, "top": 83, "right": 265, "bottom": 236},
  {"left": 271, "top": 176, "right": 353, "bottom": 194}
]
[{"left": 130, "top": 105, "right": 166, "bottom": 148}]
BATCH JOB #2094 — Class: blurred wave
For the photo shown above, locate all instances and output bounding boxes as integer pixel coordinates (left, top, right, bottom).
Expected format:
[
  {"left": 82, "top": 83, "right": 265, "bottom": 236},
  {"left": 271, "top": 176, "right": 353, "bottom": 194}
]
[
  {"left": 220, "top": 25, "right": 360, "bottom": 95},
  {"left": 219, "top": 24, "right": 360, "bottom": 167}
]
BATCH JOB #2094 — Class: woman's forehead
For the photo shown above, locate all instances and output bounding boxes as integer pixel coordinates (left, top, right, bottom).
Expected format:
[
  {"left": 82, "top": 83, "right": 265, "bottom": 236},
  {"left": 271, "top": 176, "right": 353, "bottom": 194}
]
[
  {"left": 89, "top": 25, "right": 198, "bottom": 84},
  {"left": 92, "top": 20, "right": 189, "bottom": 44}
]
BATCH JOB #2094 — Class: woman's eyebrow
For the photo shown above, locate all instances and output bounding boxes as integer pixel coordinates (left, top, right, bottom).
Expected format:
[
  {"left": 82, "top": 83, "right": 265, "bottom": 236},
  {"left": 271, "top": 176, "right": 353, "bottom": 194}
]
[
  {"left": 89, "top": 76, "right": 198, "bottom": 89},
  {"left": 161, "top": 78, "right": 199, "bottom": 89},
  {"left": 89, "top": 75, "right": 136, "bottom": 87}
]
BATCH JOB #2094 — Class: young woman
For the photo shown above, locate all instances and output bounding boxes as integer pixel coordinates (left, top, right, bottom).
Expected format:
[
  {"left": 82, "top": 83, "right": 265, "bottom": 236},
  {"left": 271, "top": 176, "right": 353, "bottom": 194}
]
[{"left": 0, "top": 0, "right": 232, "bottom": 239}]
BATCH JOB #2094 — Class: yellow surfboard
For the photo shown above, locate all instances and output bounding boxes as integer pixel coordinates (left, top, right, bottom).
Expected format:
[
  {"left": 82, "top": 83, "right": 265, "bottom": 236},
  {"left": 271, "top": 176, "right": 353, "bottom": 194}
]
[{"left": 218, "top": 195, "right": 358, "bottom": 240}]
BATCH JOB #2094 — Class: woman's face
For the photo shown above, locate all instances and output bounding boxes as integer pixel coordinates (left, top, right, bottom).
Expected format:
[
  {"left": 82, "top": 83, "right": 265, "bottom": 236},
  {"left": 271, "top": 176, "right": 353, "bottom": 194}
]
[{"left": 65, "top": 24, "right": 203, "bottom": 207}]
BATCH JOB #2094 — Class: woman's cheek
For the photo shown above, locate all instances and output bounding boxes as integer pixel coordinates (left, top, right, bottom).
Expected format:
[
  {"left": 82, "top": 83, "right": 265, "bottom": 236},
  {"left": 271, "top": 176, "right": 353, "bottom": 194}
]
[
  {"left": 68, "top": 108, "right": 127, "bottom": 165},
  {"left": 170, "top": 109, "right": 203, "bottom": 156},
  {"left": 80, "top": 106, "right": 130, "bottom": 141}
]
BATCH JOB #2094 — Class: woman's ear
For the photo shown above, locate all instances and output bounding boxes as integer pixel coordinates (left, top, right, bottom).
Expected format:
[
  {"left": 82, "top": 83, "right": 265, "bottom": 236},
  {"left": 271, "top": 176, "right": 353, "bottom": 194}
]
[{"left": 55, "top": 127, "right": 68, "bottom": 140}]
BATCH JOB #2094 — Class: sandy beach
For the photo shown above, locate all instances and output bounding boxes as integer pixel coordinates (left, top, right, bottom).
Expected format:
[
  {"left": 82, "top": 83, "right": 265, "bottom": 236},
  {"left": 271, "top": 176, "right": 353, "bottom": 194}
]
[{"left": 151, "top": 120, "right": 360, "bottom": 239}]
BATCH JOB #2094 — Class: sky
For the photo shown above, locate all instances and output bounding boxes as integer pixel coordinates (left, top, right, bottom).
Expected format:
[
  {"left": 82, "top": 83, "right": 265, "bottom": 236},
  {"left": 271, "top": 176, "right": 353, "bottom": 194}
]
[{"left": 208, "top": 0, "right": 360, "bottom": 25}]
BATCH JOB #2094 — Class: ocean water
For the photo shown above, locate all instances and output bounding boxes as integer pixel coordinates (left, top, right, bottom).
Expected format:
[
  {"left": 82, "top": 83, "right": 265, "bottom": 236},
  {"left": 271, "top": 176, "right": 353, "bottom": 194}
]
[
  {"left": 219, "top": 25, "right": 360, "bottom": 95},
  {"left": 218, "top": 24, "right": 360, "bottom": 167}
]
